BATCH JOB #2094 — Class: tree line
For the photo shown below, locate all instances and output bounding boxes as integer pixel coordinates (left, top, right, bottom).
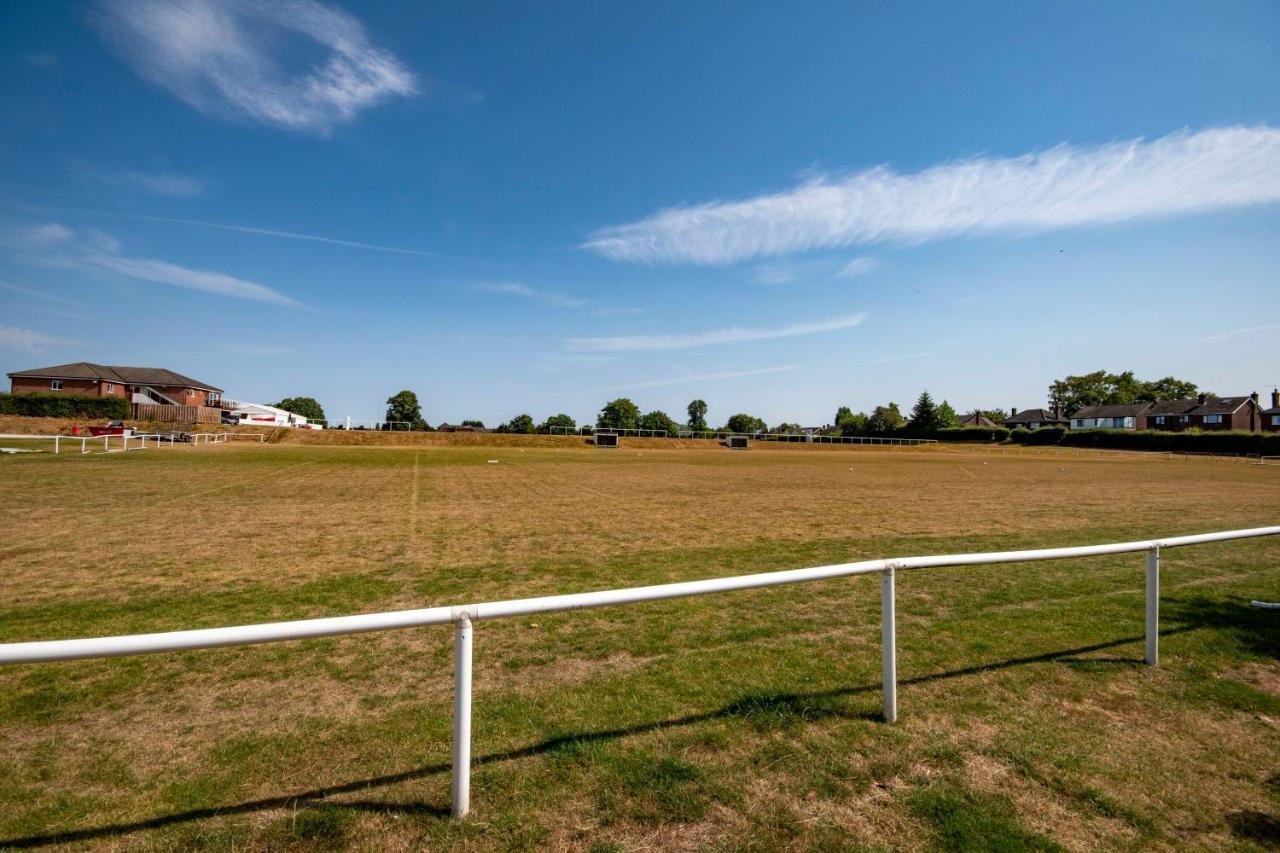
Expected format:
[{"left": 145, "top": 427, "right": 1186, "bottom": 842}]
[{"left": 272, "top": 369, "right": 1203, "bottom": 435}]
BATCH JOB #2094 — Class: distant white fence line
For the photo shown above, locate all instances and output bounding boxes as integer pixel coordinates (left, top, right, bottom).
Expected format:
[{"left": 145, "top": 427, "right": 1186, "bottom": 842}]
[
  {"left": 1, "top": 525, "right": 1276, "bottom": 818},
  {"left": 0, "top": 432, "right": 235, "bottom": 455}
]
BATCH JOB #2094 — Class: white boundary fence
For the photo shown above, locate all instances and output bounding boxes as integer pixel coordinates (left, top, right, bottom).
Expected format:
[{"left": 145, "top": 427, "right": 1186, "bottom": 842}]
[
  {"left": 0, "top": 432, "right": 236, "bottom": 454},
  {"left": 0, "top": 525, "right": 1276, "bottom": 818}
]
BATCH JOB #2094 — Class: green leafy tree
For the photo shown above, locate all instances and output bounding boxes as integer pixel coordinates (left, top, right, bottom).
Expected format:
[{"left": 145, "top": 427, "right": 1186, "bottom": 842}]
[
  {"left": 866, "top": 402, "right": 905, "bottom": 435},
  {"left": 638, "top": 410, "right": 679, "bottom": 435},
  {"left": 500, "top": 413, "right": 535, "bottom": 434},
  {"left": 385, "top": 390, "right": 428, "bottom": 430},
  {"left": 725, "top": 413, "right": 767, "bottom": 434},
  {"left": 1139, "top": 376, "right": 1203, "bottom": 402},
  {"left": 1048, "top": 370, "right": 1203, "bottom": 413},
  {"left": 835, "top": 405, "right": 853, "bottom": 425},
  {"left": 978, "top": 409, "right": 1007, "bottom": 426},
  {"left": 687, "top": 399, "right": 708, "bottom": 432},
  {"left": 461, "top": 419, "right": 485, "bottom": 429},
  {"left": 908, "top": 390, "right": 942, "bottom": 434},
  {"left": 935, "top": 399, "right": 959, "bottom": 429},
  {"left": 597, "top": 398, "right": 641, "bottom": 430},
  {"left": 772, "top": 422, "right": 804, "bottom": 434},
  {"left": 539, "top": 413, "right": 576, "bottom": 433},
  {"left": 835, "top": 405, "right": 867, "bottom": 436},
  {"left": 273, "top": 396, "right": 326, "bottom": 424}
]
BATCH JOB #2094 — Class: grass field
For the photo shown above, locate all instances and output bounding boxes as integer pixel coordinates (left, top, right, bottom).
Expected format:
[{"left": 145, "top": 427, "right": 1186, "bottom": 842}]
[{"left": 2, "top": 438, "right": 1279, "bottom": 850}]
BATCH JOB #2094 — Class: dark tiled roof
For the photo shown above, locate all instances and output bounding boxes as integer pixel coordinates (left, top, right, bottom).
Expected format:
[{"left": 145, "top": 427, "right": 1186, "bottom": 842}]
[
  {"left": 7, "top": 361, "right": 222, "bottom": 392},
  {"left": 1071, "top": 403, "right": 1152, "bottom": 418},
  {"left": 1006, "top": 408, "right": 1066, "bottom": 424},
  {"left": 956, "top": 413, "right": 998, "bottom": 427},
  {"left": 1188, "top": 396, "right": 1253, "bottom": 416},
  {"left": 1144, "top": 399, "right": 1199, "bottom": 416}
]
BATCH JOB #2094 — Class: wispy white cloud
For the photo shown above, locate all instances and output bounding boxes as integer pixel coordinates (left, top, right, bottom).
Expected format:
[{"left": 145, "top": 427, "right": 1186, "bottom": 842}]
[
  {"left": 858, "top": 351, "right": 933, "bottom": 366},
  {"left": 584, "top": 126, "right": 1280, "bottom": 265},
  {"left": 127, "top": 213, "right": 479, "bottom": 261},
  {"left": 86, "top": 230, "right": 121, "bottom": 253},
  {"left": 835, "top": 257, "right": 878, "bottom": 279},
  {"left": 4, "top": 223, "right": 74, "bottom": 247},
  {"left": 1194, "top": 323, "right": 1280, "bottom": 343},
  {"left": 87, "top": 254, "right": 302, "bottom": 307},
  {"left": 0, "top": 324, "right": 76, "bottom": 352},
  {"left": 566, "top": 365, "right": 800, "bottom": 397},
  {"left": 95, "top": 169, "right": 203, "bottom": 197},
  {"left": 0, "top": 281, "right": 85, "bottom": 307},
  {"left": 567, "top": 313, "right": 865, "bottom": 352},
  {"left": 471, "top": 281, "right": 586, "bottom": 308},
  {"left": 93, "top": 0, "right": 417, "bottom": 133}
]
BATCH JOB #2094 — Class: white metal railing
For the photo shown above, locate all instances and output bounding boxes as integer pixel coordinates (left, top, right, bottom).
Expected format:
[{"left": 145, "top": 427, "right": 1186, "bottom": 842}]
[
  {"left": 0, "top": 525, "right": 1276, "bottom": 818},
  {"left": 0, "top": 432, "right": 234, "bottom": 455}
]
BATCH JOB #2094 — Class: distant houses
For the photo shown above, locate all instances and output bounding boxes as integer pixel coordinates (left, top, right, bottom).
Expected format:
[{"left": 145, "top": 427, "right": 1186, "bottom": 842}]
[
  {"left": 956, "top": 412, "right": 1000, "bottom": 428},
  {"left": 1005, "top": 392, "right": 1270, "bottom": 433}
]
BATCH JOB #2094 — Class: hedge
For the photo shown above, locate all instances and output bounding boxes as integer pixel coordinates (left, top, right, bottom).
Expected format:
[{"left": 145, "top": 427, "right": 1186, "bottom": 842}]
[
  {"left": 1010, "top": 427, "right": 1067, "bottom": 445},
  {"left": 935, "top": 426, "right": 1011, "bottom": 442},
  {"left": 0, "top": 392, "right": 130, "bottom": 419},
  {"left": 1014, "top": 426, "right": 1280, "bottom": 455}
]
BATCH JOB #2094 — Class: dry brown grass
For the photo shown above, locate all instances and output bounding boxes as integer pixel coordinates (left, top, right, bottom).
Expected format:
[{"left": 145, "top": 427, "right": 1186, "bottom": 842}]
[{"left": 1, "top": 440, "right": 1278, "bottom": 850}]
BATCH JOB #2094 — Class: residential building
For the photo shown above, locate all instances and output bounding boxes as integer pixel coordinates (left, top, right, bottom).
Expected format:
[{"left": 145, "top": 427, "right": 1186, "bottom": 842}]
[
  {"left": 956, "top": 412, "right": 1000, "bottom": 428},
  {"left": 1069, "top": 403, "right": 1151, "bottom": 430},
  {"left": 1006, "top": 407, "right": 1067, "bottom": 430},
  {"left": 7, "top": 362, "right": 222, "bottom": 407},
  {"left": 1263, "top": 390, "right": 1280, "bottom": 433},
  {"left": 1143, "top": 393, "right": 1263, "bottom": 432}
]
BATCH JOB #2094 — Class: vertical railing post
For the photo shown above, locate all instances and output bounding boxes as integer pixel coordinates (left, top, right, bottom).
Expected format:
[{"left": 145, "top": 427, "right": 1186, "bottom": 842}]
[
  {"left": 1145, "top": 545, "right": 1160, "bottom": 666},
  {"left": 452, "top": 614, "right": 474, "bottom": 818},
  {"left": 881, "top": 565, "right": 897, "bottom": 723},
  {"left": 54, "top": 435, "right": 59, "bottom": 454}
]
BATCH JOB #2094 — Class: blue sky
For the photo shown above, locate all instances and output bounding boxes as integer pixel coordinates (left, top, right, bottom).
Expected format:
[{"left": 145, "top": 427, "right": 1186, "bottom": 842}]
[{"left": 2, "top": 0, "right": 1278, "bottom": 427}]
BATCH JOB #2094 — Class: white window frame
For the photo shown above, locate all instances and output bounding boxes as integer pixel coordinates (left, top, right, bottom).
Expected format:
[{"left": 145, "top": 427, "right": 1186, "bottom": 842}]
[
  {"left": 50, "top": 379, "right": 63, "bottom": 391},
  {"left": 105, "top": 383, "right": 115, "bottom": 393}
]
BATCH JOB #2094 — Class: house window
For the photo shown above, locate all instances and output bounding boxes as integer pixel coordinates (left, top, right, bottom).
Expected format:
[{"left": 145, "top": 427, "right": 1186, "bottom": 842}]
[
  {"left": 1203, "top": 414, "right": 1223, "bottom": 425},
  {"left": 50, "top": 380, "right": 62, "bottom": 390},
  {"left": 1273, "top": 415, "right": 1280, "bottom": 426},
  {"left": 1154, "top": 416, "right": 1165, "bottom": 425},
  {"left": 1179, "top": 415, "right": 1188, "bottom": 423},
  {"left": 106, "top": 383, "right": 115, "bottom": 393}
]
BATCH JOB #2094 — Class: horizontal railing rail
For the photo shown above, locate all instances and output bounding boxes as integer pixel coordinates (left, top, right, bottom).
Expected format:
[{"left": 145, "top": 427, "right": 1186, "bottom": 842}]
[{"left": 1, "top": 525, "right": 1276, "bottom": 818}]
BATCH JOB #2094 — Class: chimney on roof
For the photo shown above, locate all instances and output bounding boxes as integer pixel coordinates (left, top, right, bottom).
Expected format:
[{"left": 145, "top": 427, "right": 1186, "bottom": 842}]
[
  {"left": 1273, "top": 389, "right": 1280, "bottom": 409},
  {"left": 1010, "top": 407, "right": 1017, "bottom": 417},
  {"left": 1250, "top": 391, "right": 1259, "bottom": 405},
  {"left": 1197, "top": 393, "right": 1206, "bottom": 405}
]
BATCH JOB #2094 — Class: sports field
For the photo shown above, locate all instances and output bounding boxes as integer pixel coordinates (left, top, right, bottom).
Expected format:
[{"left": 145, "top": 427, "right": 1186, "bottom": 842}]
[{"left": 2, "top": 438, "right": 1278, "bottom": 850}]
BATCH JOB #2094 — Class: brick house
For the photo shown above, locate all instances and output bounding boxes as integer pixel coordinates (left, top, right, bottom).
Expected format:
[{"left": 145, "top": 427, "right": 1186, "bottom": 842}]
[
  {"left": 7, "top": 362, "right": 223, "bottom": 408},
  {"left": 1143, "top": 393, "right": 1263, "bottom": 432},
  {"left": 1263, "top": 390, "right": 1280, "bottom": 433},
  {"left": 1006, "top": 407, "right": 1067, "bottom": 430}
]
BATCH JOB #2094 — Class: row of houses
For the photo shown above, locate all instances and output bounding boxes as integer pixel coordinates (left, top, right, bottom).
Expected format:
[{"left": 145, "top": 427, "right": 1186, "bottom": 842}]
[{"left": 1006, "top": 391, "right": 1280, "bottom": 433}]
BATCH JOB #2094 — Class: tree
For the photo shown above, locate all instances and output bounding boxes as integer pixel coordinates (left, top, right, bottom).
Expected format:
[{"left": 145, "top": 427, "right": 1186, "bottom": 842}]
[
  {"left": 639, "top": 410, "right": 679, "bottom": 435},
  {"left": 978, "top": 409, "right": 1007, "bottom": 426},
  {"left": 461, "top": 419, "right": 485, "bottom": 429},
  {"left": 1049, "top": 370, "right": 1204, "bottom": 412},
  {"left": 1139, "top": 376, "right": 1203, "bottom": 402},
  {"left": 772, "top": 422, "right": 804, "bottom": 434},
  {"left": 385, "top": 390, "right": 427, "bottom": 430},
  {"left": 597, "top": 398, "right": 640, "bottom": 431},
  {"left": 866, "top": 402, "right": 905, "bottom": 435},
  {"left": 539, "top": 413, "right": 576, "bottom": 433},
  {"left": 725, "top": 413, "right": 767, "bottom": 434},
  {"left": 500, "top": 413, "right": 535, "bottom": 434},
  {"left": 687, "top": 399, "right": 708, "bottom": 432},
  {"left": 835, "top": 405, "right": 866, "bottom": 436},
  {"left": 273, "top": 396, "right": 325, "bottom": 424},
  {"left": 935, "top": 399, "right": 959, "bottom": 429},
  {"left": 908, "top": 390, "right": 942, "bottom": 434}
]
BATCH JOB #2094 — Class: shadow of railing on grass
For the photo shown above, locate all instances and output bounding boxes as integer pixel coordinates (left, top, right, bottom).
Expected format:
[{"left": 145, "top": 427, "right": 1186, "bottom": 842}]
[{"left": 0, "top": 628, "right": 1198, "bottom": 848}]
